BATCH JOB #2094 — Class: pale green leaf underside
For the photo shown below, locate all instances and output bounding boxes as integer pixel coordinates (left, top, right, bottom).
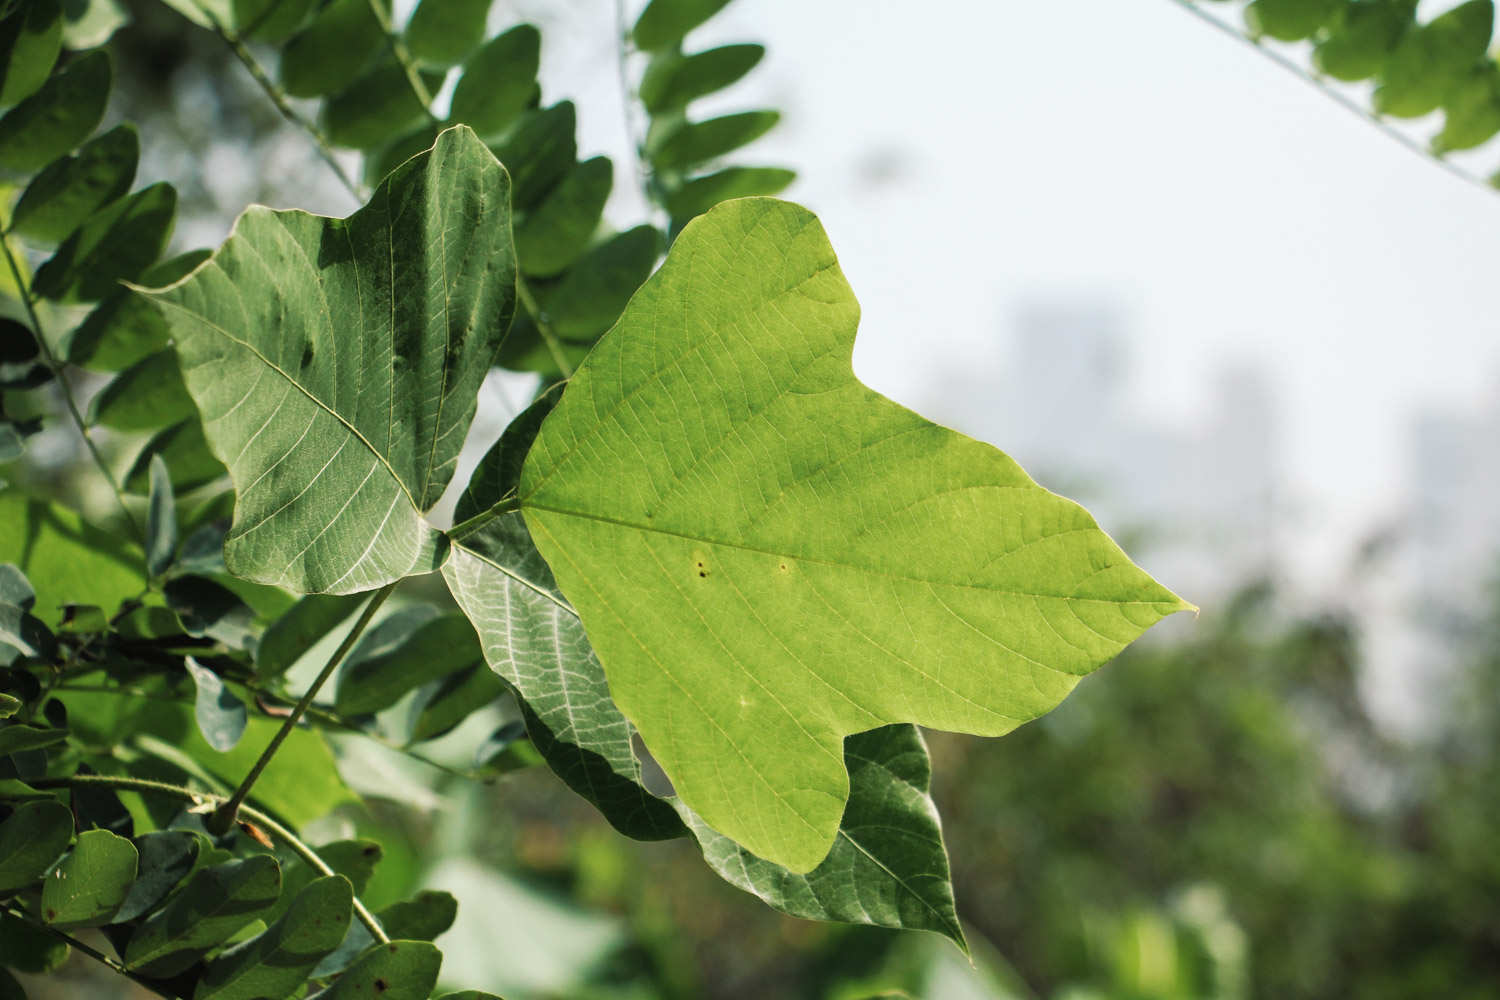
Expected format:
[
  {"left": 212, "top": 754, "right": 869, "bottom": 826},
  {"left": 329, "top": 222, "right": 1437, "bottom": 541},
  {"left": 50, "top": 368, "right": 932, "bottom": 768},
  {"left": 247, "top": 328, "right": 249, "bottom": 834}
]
[
  {"left": 144, "top": 126, "right": 515, "bottom": 594},
  {"left": 519, "top": 197, "right": 1192, "bottom": 872}
]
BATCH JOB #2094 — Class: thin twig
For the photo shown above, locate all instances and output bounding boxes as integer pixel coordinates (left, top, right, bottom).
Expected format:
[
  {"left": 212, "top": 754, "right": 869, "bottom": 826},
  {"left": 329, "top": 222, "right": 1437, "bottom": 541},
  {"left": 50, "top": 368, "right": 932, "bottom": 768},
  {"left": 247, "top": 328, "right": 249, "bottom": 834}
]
[
  {"left": 209, "top": 583, "right": 396, "bottom": 833},
  {"left": 2, "top": 904, "right": 175, "bottom": 999},
  {"left": 0, "top": 238, "right": 142, "bottom": 537},
  {"left": 363, "top": 0, "right": 438, "bottom": 116},
  {"left": 30, "top": 773, "right": 390, "bottom": 944},
  {"left": 1166, "top": 0, "right": 1498, "bottom": 197},
  {"left": 517, "top": 276, "right": 575, "bottom": 378}
]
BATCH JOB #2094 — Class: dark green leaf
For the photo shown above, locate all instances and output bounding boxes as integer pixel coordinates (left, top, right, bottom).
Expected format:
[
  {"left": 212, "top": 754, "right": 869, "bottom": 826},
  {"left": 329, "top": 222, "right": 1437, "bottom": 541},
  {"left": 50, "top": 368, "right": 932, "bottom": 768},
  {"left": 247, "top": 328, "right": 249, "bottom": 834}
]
[
  {"left": 0, "top": 489, "right": 146, "bottom": 622},
  {"left": 145, "top": 455, "right": 177, "bottom": 578},
  {"left": 649, "top": 110, "right": 780, "bottom": 172},
  {"left": 0, "top": 0, "right": 63, "bottom": 108},
  {"left": 10, "top": 123, "right": 137, "bottom": 246},
  {"left": 0, "top": 320, "right": 41, "bottom": 387},
  {"left": 406, "top": 0, "right": 489, "bottom": 67},
  {"left": 335, "top": 612, "right": 481, "bottom": 717},
  {"left": 375, "top": 890, "right": 456, "bottom": 941},
  {"left": 514, "top": 156, "right": 612, "bottom": 278},
  {"left": 70, "top": 763, "right": 133, "bottom": 838},
  {"left": 279, "top": 0, "right": 386, "bottom": 98},
  {"left": 164, "top": 577, "right": 255, "bottom": 650},
  {"left": 0, "top": 725, "right": 67, "bottom": 755},
  {"left": 0, "top": 966, "right": 22, "bottom": 999},
  {"left": 1376, "top": 0, "right": 1494, "bottom": 117},
  {"left": 529, "top": 226, "right": 661, "bottom": 342},
  {"left": 449, "top": 23, "right": 540, "bottom": 138},
  {"left": 124, "top": 419, "right": 225, "bottom": 494},
  {"left": 493, "top": 306, "right": 589, "bottom": 377},
  {"left": 1313, "top": 0, "right": 1414, "bottom": 81},
  {"left": 662, "top": 165, "right": 795, "bottom": 222},
  {"left": 231, "top": 0, "right": 318, "bottom": 42},
  {"left": 89, "top": 350, "right": 195, "bottom": 432},
  {"left": 0, "top": 799, "right": 72, "bottom": 895},
  {"left": 321, "top": 57, "right": 443, "bottom": 150},
  {"left": 143, "top": 127, "right": 514, "bottom": 594},
  {"left": 184, "top": 656, "right": 247, "bottom": 751},
  {"left": 0, "top": 48, "right": 109, "bottom": 173},
  {"left": 256, "top": 593, "right": 365, "bottom": 680},
  {"left": 0, "top": 911, "right": 69, "bottom": 972},
  {"left": 362, "top": 122, "right": 440, "bottom": 187},
  {"left": 32, "top": 181, "right": 177, "bottom": 303},
  {"left": 40, "top": 828, "right": 137, "bottom": 927},
  {"left": 632, "top": 0, "right": 732, "bottom": 51},
  {"left": 124, "top": 855, "right": 282, "bottom": 977},
  {"left": 1244, "top": 0, "right": 1342, "bottom": 40},
  {"left": 406, "top": 662, "right": 505, "bottom": 743},
  {"left": 67, "top": 249, "right": 209, "bottom": 372},
  {"left": 111, "top": 830, "right": 199, "bottom": 922},
  {"left": 196, "top": 875, "right": 353, "bottom": 1000},
  {"left": 639, "top": 43, "right": 763, "bottom": 113},
  {"left": 305, "top": 940, "right": 441, "bottom": 1000},
  {"left": 490, "top": 101, "right": 576, "bottom": 208}
]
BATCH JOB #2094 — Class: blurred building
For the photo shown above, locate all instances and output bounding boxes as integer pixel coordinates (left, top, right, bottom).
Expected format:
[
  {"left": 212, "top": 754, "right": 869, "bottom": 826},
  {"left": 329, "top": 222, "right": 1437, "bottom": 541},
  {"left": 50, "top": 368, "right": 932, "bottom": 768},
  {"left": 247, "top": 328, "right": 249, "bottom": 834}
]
[{"left": 924, "top": 299, "right": 1279, "bottom": 599}]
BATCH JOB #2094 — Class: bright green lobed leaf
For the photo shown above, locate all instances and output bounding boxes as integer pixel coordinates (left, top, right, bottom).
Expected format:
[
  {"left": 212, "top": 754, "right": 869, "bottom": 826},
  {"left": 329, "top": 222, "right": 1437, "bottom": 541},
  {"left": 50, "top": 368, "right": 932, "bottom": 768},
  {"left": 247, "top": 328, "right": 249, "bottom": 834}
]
[
  {"left": 125, "top": 855, "right": 282, "bottom": 976},
  {"left": 529, "top": 225, "right": 662, "bottom": 342},
  {"left": 89, "top": 350, "right": 195, "bottom": 432},
  {"left": 0, "top": 800, "right": 71, "bottom": 895},
  {"left": 632, "top": 0, "right": 732, "bottom": 51},
  {"left": 40, "top": 828, "right": 137, "bottom": 927},
  {"left": 184, "top": 656, "right": 247, "bottom": 750},
  {"left": 196, "top": 875, "right": 353, "bottom": 1000},
  {"left": 66, "top": 248, "right": 208, "bottom": 371},
  {"left": 515, "top": 198, "right": 1192, "bottom": 872},
  {"left": 662, "top": 165, "right": 795, "bottom": 222},
  {"left": 1375, "top": 0, "right": 1494, "bottom": 118},
  {"left": 405, "top": 0, "right": 490, "bottom": 67},
  {"left": 0, "top": 48, "right": 109, "bottom": 172},
  {"left": 649, "top": 110, "right": 780, "bottom": 171},
  {"left": 142, "top": 126, "right": 516, "bottom": 595},
  {"left": 279, "top": 0, "right": 387, "bottom": 98},
  {"left": 0, "top": 0, "right": 63, "bottom": 108},
  {"left": 514, "top": 156, "right": 612, "bottom": 278},
  {"left": 448, "top": 23, "right": 540, "bottom": 138},
  {"left": 639, "top": 43, "right": 764, "bottom": 113},
  {"left": 0, "top": 490, "right": 143, "bottom": 621},
  {"left": 32, "top": 181, "right": 177, "bottom": 303},
  {"left": 145, "top": 454, "right": 177, "bottom": 577},
  {"left": 305, "top": 940, "right": 441, "bottom": 1000}
]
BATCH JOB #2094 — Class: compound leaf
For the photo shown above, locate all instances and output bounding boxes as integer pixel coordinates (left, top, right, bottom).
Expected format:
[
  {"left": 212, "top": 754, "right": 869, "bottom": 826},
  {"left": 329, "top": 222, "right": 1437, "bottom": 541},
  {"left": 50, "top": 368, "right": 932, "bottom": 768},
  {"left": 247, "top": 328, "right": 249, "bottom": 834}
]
[
  {"left": 513, "top": 198, "right": 1190, "bottom": 872},
  {"left": 141, "top": 126, "right": 516, "bottom": 595}
]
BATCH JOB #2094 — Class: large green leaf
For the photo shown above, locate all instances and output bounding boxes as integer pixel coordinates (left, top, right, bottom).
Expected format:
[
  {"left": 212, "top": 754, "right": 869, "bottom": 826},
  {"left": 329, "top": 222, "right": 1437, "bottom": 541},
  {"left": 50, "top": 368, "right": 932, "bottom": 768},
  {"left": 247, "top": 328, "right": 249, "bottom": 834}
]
[
  {"left": 0, "top": 0, "right": 63, "bottom": 108},
  {"left": 124, "top": 855, "right": 282, "bottom": 976},
  {"left": 196, "top": 875, "right": 353, "bottom": 1000},
  {"left": 0, "top": 48, "right": 109, "bottom": 173},
  {"left": 321, "top": 57, "right": 443, "bottom": 151},
  {"left": 40, "top": 828, "right": 137, "bottom": 927},
  {"left": 513, "top": 198, "right": 1190, "bottom": 872},
  {"left": 0, "top": 800, "right": 72, "bottom": 895},
  {"left": 142, "top": 126, "right": 516, "bottom": 595}
]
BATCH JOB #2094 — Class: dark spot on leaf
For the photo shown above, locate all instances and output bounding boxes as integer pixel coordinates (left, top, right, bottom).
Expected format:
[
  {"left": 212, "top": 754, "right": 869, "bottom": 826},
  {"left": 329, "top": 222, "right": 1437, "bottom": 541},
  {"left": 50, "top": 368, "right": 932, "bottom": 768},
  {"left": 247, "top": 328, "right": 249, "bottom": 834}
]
[
  {"left": 300, "top": 343, "right": 314, "bottom": 368},
  {"left": 375, "top": 978, "right": 388, "bottom": 992},
  {"left": 362, "top": 845, "right": 378, "bottom": 857},
  {"left": 44, "top": 909, "right": 56, "bottom": 920}
]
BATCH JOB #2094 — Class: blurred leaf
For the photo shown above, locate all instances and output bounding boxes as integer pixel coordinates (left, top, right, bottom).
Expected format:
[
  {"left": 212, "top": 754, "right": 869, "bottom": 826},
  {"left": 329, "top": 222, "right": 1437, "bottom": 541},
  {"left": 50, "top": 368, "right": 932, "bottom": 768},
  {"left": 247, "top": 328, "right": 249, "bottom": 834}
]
[
  {"left": 1376, "top": 0, "right": 1494, "bottom": 117},
  {"left": 10, "top": 122, "right": 136, "bottom": 246},
  {"left": 406, "top": 0, "right": 489, "bottom": 67},
  {"left": 0, "top": 799, "right": 72, "bottom": 895},
  {"left": 491, "top": 102, "right": 576, "bottom": 208},
  {"left": 530, "top": 226, "right": 661, "bottom": 342},
  {"left": 165, "top": 577, "right": 255, "bottom": 650},
  {"left": 0, "top": 319, "right": 41, "bottom": 387},
  {"left": 67, "top": 249, "right": 210, "bottom": 372},
  {"left": 197, "top": 875, "right": 353, "bottom": 1000},
  {"left": 155, "top": 0, "right": 234, "bottom": 29},
  {"left": 1313, "top": 0, "right": 1414, "bottom": 81},
  {"left": 256, "top": 593, "right": 365, "bottom": 681},
  {"left": 321, "top": 57, "right": 443, "bottom": 150},
  {"left": 125, "top": 855, "right": 282, "bottom": 977},
  {"left": 663, "top": 165, "right": 794, "bottom": 222},
  {"left": 1436, "top": 60, "right": 1500, "bottom": 150},
  {"left": 1244, "top": 0, "right": 1341, "bottom": 40},
  {"left": 0, "top": 563, "right": 37, "bottom": 662},
  {"left": 0, "top": 48, "right": 109, "bottom": 173},
  {"left": 449, "top": 23, "right": 540, "bottom": 138},
  {"left": 515, "top": 156, "right": 612, "bottom": 278},
  {"left": 124, "top": 418, "right": 225, "bottom": 494},
  {"left": 649, "top": 110, "right": 779, "bottom": 171},
  {"left": 0, "top": 0, "right": 63, "bottom": 108},
  {"left": 632, "top": 0, "right": 732, "bottom": 51},
  {"left": 639, "top": 43, "right": 764, "bottom": 113},
  {"left": 41, "top": 828, "right": 137, "bottom": 928},
  {"left": 33, "top": 181, "right": 176, "bottom": 303},
  {"left": 191, "top": 714, "right": 356, "bottom": 826},
  {"left": 305, "top": 940, "right": 441, "bottom": 1000},
  {"left": 60, "top": 0, "right": 128, "bottom": 48},
  {"left": 376, "top": 889, "right": 456, "bottom": 941},
  {"left": 0, "top": 489, "right": 145, "bottom": 621},
  {"left": 89, "top": 350, "right": 194, "bottom": 432},
  {"left": 231, "top": 0, "right": 318, "bottom": 42},
  {"left": 142, "top": 127, "right": 514, "bottom": 594},
  {"left": 184, "top": 656, "right": 247, "bottom": 751},
  {"left": 335, "top": 612, "right": 481, "bottom": 718},
  {"left": 145, "top": 455, "right": 177, "bottom": 578},
  {"left": 279, "top": 0, "right": 386, "bottom": 98},
  {"left": 0, "top": 724, "right": 67, "bottom": 755},
  {"left": 406, "top": 662, "right": 505, "bottom": 743},
  {"left": 0, "top": 911, "right": 69, "bottom": 972},
  {"left": 0, "top": 693, "right": 18, "bottom": 718},
  {"left": 111, "top": 830, "right": 199, "bottom": 923},
  {"left": 70, "top": 763, "right": 133, "bottom": 838}
]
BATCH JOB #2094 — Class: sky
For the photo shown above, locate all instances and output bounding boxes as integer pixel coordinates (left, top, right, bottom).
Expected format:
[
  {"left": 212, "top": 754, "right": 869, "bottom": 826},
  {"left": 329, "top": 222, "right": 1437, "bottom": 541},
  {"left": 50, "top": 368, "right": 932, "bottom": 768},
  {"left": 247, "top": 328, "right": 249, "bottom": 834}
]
[{"left": 530, "top": 0, "right": 1500, "bottom": 594}]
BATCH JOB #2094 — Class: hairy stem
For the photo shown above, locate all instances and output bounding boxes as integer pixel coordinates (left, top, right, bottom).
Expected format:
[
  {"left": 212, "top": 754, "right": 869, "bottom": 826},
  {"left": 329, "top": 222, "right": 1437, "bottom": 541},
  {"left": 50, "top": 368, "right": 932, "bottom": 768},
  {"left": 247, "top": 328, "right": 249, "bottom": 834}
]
[
  {"left": 209, "top": 582, "right": 396, "bottom": 834},
  {"left": 2, "top": 904, "right": 175, "bottom": 999},
  {"left": 0, "top": 237, "right": 141, "bottom": 537},
  {"left": 30, "top": 773, "right": 390, "bottom": 944}
]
